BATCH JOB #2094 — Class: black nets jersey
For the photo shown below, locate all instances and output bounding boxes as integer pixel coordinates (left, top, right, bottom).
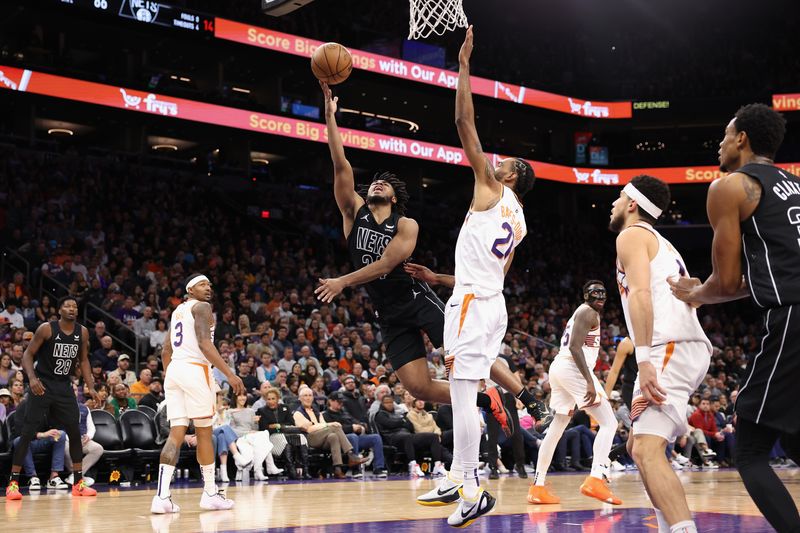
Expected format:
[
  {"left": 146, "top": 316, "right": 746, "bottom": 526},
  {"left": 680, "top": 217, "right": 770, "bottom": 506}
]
[{"left": 36, "top": 321, "right": 82, "bottom": 383}]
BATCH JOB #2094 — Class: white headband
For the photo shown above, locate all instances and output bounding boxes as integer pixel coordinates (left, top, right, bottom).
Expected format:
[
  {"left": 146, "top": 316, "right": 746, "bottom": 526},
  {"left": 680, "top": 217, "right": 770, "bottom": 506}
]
[
  {"left": 623, "top": 183, "right": 663, "bottom": 219},
  {"left": 186, "top": 275, "right": 209, "bottom": 292}
]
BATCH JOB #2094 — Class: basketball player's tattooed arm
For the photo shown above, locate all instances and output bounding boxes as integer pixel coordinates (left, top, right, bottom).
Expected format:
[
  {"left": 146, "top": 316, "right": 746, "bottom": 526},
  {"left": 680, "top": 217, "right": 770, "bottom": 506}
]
[
  {"left": 403, "top": 263, "right": 455, "bottom": 288},
  {"left": 604, "top": 337, "right": 633, "bottom": 396},
  {"left": 617, "top": 228, "right": 667, "bottom": 404},
  {"left": 568, "top": 306, "right": 599, "bottom": 406},
  {"left": 320, "top": 81, "right": 364, "bottom": 235},
  {"left": 455, "top": 26, "right": 501, "bottom": 200},
  {"left": 23, "top": 322, "right": 51, "bottom": 395},
  {"left": 161, "top": 324, "right": 173, "bottom": 372},
  {"left": 79, "top": 325, "right": 99, "bottom": 401},
  {"left": 669, "top": 174, "right": 750, "bottom": 304},
  {"left": 192, "top": 302, "right": 245, "bottom": 396},
  {"left": 316, "top": 217, "right": 420, "bottom": 302}
]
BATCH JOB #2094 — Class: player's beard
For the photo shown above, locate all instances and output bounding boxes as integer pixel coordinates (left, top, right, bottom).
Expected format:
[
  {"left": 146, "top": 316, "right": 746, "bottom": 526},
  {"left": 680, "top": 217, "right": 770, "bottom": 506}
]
[
  {"left": 609, "top": 212, "right": 625, "bottom": 233},
  {"left": 367, "top": 194, "right": 392, "bottom": 207}
]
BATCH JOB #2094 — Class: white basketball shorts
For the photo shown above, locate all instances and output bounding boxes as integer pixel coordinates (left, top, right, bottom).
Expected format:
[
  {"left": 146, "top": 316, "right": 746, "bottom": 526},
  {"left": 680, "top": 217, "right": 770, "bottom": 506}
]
[
  {"left": 164, "top": 359, "right": 216, "bottom": 425},
  {"left": 548, "top": 356, "right": 608, "bottom": 415}
]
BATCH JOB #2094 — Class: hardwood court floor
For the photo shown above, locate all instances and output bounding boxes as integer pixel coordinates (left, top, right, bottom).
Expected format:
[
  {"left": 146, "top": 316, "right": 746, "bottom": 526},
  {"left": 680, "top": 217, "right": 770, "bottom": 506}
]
[{"left": 3, "top": 468, "right": 798, "bottom": 532}]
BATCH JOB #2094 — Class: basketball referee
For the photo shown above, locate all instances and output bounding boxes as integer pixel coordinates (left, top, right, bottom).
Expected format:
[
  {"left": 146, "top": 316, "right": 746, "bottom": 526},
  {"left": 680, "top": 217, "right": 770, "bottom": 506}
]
[
  {"left": 670, "top": 103, "right": 800, "bottom": 533},
  {"left": 5, "top": 296, "right": 100, "bottom": 501}
]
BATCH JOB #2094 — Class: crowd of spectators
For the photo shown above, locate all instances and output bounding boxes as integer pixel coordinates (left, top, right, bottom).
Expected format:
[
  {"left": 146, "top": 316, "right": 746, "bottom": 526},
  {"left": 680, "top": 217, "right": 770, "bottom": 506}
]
[{"left": 0, "top": 146, "right": 794, "bottom": 483}]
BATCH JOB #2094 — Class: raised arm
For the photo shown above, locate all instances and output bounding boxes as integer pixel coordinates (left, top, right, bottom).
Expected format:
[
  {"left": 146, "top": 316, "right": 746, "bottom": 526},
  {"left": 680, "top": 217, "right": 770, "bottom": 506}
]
[
  {"left": 567, "top": 306, "right": 599, "bottom": 406},
  {"left": 604, "top": 337, "right": 633, "bottom": 396},
  {"left": 404, "top": 263, "right": 455, "bottom": 288},
  {"left": 669, "top": 173, "right": 751, "bottom": 305},
  {"left": 192, "top": 302, "right": 245, "bottom": 395},
  {"left": 455, "top": 26, "right": 501, "bottom": 197},
  {"left": 315, "top": 217, "right": 419, "bottom": 302},
  {"left": 321, "top": 81, "right": 364, "bottom": 235},
  {"left": 23, "top": 322, "right": 50, "bottom": 396},
  {"left": 617, "top": 228, "right": 666, "bottom": 404}
]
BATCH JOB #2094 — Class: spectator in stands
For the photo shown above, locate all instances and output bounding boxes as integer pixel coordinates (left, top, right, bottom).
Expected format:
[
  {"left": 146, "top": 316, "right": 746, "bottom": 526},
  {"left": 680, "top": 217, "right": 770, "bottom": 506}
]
[
  {"left": 256, "top": 350, "right": 278, "bottom": 385},
  {"left": 290, "top": 362, "right": 303, "bottom": 382},
  {"left": 88, "top": 321, "right": 106, "bottom": 353},
  {"left": 10, "top": 398, "right": 69, "bottom": 489},
  {"left": 271, "top": 326, "right": 290, "bottom": 355},
  {"left": 225, "top": 391, "right": 282, "bottom": 480},
  {"left": 9, "top": 379, "right": 24, "bottom": 408},
  {"left": 428, "top": 352, "right": 446, "bottom": 380},
  {"left": 108, "top": 354, "right": 136, "bottom": 386},
  {"left": 293, "top": 387, "right": 366, "bottom": 479},
  {"left": 711, "top": 397, "right": 735, "bottom": 466},
  {"left": 688, "top": 399, "right": 721, "bottom": 467},
  {"left": 63, "top": 384, "right": 103, "bottom": 486},
  {"left": 236, "top": 359, "right": 260, "bottom": 399},
  {"left": 323, "top": 357, "right": 339, "bottom": 382},
  {"left": 277, "top": 346, "right": 296, "bottom": 374},
  {"left": 0, "top": 388, "right": 12, "bottom": 420},
  {"left": 283, "top": 376, "right": 301, "bottom": 411},
  {"left": 301, "top": 361, "right": 320, "bottom": 388},
  {"left": 130, "top": 368, "right": 152, "bottom": 402},
  {"left": 323, "top": 391, "right": 388, "bottom": 478},
  {"left": 108, "top": 382, "right": 137, "bottom": 418},
  {"left": 137, "top": 378, "right": 164, "bottom": 410},
  {"left": 19, "top": 296, "right": 37, "bottom": 330},
  {"left": 92, "top": 335, "right": 118, "bottom": 372},
  {"left": 258, "top": 387, "right": 310, "bottom": 480},
  {"left": 407, "top": 397, "right": 451, "bottom": 471},
  {"left": 145, "top": 355, "right": 162, "bottom": 381},
  {"left": 8, "top": 344, "right": 24, "bottom": 371},
  {"left": 0, "top": 353, "right": 13, "bottom": 387},
  {"left": 212, "top": 397, "right": 247, "bottom": 483},
  {"left": 215, "top": 308, "right": 237, "bottom": 342},
  {"left": 85, "top": 383, "right": 110, "bottom": 411},
  {"left": 340, "top": 375, "right": 369, "bottom": 423},
  {"left": 149, "top": 318, "right": 168, "bottom": 353},
  {"left": 0, "top": 299, "right": 24, "bottom": 329},
  {"left": 375, "top": 394, "right": 447, "bottom": 477},
  {"left": 35, "top": 295, "right": 57, "bottom": 325},
  {"left": 368, "top": 384, "right": 407, "bottom": 428},
  {"left": 251, "top": 382, "right": 272, "bottom": 411},
  {"left": 133, "top": 306, "right": 156, "bottom": 350}
]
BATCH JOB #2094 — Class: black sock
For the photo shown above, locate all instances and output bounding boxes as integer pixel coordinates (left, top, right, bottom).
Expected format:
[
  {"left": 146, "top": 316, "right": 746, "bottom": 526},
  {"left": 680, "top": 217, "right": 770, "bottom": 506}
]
[
  {"left": 515, "top": 388, "right": 536, "bottom": 408},
  {"left": 9, "top": 471, "right": 20, "bottom": 484},
  {"left": 74, "top": 470, "right": 82, "bottom": 483},
  {"left": 476, "top": 392, "right": 491, "bottom": 409}
]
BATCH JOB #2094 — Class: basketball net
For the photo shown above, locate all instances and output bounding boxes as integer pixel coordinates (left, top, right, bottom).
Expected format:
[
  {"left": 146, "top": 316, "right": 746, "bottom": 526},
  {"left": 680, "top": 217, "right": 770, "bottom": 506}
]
[{"left": 408, "top": 0, "right": 468, "bottom": 40}]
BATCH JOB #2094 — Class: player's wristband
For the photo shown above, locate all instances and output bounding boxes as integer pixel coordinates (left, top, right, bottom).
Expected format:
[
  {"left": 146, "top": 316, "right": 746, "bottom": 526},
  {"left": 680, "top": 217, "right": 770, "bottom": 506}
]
[{"left": 635, "top": 346, "right": 652, "bottom": 364}]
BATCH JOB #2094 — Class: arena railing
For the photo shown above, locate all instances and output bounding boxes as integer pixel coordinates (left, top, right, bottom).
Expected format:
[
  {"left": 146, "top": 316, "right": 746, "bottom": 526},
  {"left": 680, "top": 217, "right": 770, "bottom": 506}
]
[
  {"left": 82, "top": 302, "right": 141, "bottom": 370},
  {"left": 1, "top": 248, "right": 30, "bottom": 289}
]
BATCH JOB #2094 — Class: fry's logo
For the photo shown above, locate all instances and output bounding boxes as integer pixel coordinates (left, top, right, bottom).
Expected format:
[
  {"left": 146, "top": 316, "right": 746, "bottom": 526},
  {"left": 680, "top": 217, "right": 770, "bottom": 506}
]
[
  {"left": 119, "top": 88, "right": 178, "bottom": 116},
  {"left": 572, "top": 168, "right": 619, "bottom": 185},
  {"left": 568, "top": 98, "right": 610, "bottom": 118},
  {"left": 495, "top": 82, "right": 525, "bottom": 104}
]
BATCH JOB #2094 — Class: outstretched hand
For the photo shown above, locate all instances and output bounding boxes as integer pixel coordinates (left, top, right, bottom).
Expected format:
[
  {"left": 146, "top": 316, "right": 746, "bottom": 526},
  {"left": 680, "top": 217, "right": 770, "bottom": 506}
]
[
  {"left": 315, "top": 277, "right": 346, "bottom": 303},
  {"left": 403, "top": 262, "right": 437, "bottom": 285},
  {"left": 667, "top": 276, "right": 702, "bottom": 308},
  {"left": 320, "top": 81, "right": 338, "bottom": 115},
  {"left": 458, "top": 25, "right": 474, "bottom": 67}
]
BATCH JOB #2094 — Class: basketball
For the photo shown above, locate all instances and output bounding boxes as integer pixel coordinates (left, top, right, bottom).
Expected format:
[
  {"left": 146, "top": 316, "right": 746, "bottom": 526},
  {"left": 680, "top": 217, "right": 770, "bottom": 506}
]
[{"left": 311, "top": 42, "right": 353, "bottom": 85}]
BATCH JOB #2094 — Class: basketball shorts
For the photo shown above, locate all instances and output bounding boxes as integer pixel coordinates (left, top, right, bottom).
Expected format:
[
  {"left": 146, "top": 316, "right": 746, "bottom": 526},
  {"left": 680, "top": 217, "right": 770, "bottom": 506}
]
[
  {"left": 164, "top": 360, "right": 216, "bottom": 425},
  {"left": 548, "top": 357, "right": 608, "bottom": 415},
  {"left": 630, "top": 340, "right": 711, "bottom": 442},
  {"left": 21, "top": 380, "right": 80, "bottom": 436},
  {"left": 379, "top": 290, "right": 445, "bottom": 371},
  {"left": 443, "top": 287, "right": 506, "bottom": 380}
]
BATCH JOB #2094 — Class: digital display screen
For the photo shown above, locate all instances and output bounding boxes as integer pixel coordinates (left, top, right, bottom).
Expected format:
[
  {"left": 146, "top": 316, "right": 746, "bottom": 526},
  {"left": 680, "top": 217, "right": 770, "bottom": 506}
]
[{"left": 57, "top": 0, "right": 215, "bottom": 34}]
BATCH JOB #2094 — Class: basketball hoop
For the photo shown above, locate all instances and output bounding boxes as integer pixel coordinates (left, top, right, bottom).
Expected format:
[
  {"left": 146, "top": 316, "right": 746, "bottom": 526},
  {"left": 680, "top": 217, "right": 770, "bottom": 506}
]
[{"left": 408, "top": 0, "right": 468, "bottom": 40}]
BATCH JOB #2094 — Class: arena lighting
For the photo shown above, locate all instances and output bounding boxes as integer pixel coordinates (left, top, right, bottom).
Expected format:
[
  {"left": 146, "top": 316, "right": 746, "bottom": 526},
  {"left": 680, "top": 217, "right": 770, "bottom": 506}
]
[
  {"left": 47, "top": 128, "right": 73, "bottom": 136},
  {"left": 232, "top": 87, "right": 251, "bottom": 94},
  {"left": 5, "top": 65, "right": 800, "bottom": 185},
  {"left": 252, "top": 158, "right": 269, "bottom": 164},
  {"left": 261, "top": 0, "right": 317, "bottom": 16},
  {"left": 340, "top": 107, "right": 420, "bottom": 132},
  {"left": 152, "top": 144, "right": 178, "bottom": 151}
]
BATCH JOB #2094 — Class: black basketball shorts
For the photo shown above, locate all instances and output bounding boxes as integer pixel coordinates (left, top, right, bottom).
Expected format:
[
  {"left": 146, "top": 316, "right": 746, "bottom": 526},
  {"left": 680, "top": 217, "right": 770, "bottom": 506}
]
[{"left": 379, "top": 291, "right": 445, "bottom": 371}]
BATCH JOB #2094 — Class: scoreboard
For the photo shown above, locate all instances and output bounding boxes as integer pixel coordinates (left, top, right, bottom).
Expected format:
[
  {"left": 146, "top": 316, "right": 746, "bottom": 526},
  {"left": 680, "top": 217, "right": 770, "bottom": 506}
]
[{"left": 56, "top": 0, "right": 215, "bottom": 34}]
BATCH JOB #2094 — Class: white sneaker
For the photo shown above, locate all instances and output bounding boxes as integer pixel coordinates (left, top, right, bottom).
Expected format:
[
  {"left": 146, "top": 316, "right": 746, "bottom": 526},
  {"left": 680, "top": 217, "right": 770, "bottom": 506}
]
[
  {"left": 497, "top": 463, "right": 509, "bottom": 474},
  {"left": 671, "top": 460, "right": 685, "bottom": 470},
  {"left": 409, "top": 461, "right": 425, "bottom": 478},
  {"left": 219, "top": 469, "right": 230, "bottom": 483},
  {"left": 416, "top": 475, "right": 462, "bottom": 506},
  {"left": 47, "top": 476, "right": 69, "bottom": 490},
  {"left": 447, "top": 488, "right": 496, "bottom": 527},
  {"left": 265, "top": 463, "right": 284, "bottom": 476},
  {"left": 199, "top": 490, "right": 235, "bottom": 510},
  {"left": 610, "top": 461, "right": 626, "bottom": 472},
  {"left": 432, "top": 462, "right": 448, "bottom": 477},
  {"left": 675, "top": 455, "right": 690, "bottom": 465},
  {"left": 65, "top": 474, "right": 95, "bottom": 487},
  {"left": 28, "top": 476, "right": 41, "bottom": 490},
  {"left": 151, "top": 495, "right": 181, "bottom": 514},
  {"left": 703, "top": 462, "right": 720, "bottom": 470}
]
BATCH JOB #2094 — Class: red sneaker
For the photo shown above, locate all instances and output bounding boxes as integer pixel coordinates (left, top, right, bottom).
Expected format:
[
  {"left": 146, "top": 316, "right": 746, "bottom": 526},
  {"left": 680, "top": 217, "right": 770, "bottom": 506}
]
[
  {"left": 486, "top": 386, "right": 512, "bottom": 437},
  {"left": 71, "top": 479, "right": 97, "bottom": 497},
  {"left": 5, "top": 480, "right": 22, "bottom": 501}
]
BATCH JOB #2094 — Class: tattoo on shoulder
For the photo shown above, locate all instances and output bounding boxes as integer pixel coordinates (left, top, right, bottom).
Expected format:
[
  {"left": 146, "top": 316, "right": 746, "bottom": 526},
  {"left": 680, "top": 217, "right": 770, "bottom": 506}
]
[{"left": 742, "top": 176, "right": 762, "bottom": 204}]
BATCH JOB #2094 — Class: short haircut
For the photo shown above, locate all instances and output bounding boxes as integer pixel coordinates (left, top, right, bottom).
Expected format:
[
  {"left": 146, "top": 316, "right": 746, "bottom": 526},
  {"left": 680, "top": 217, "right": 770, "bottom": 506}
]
[
  {"left": 582, "top": 279, "right": 605, "bottom": 294},
  {"left": 629, "top": 175, "right": 670, "bottom": 224},
  {"left": 734, "top": 103, "right": 786, "bottom": 160},
  {"left": 58, "top": 295, "right": 78, "bottom": 308},
  {"left": 513, "top": 158, "right": 535, "bottom": 197},
  {"left": 184, "top": 272, "right": 205, "bottom": 292}
]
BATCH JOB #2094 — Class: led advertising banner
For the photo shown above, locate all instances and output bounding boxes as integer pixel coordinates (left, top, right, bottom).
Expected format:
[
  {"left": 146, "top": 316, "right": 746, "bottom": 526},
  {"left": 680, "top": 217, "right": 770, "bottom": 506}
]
[
  {"left": 773, "top": 93, "right": 800, "bottom": 112},
  {"left": 213, "top": 18, "right": 633, "bottom": 120},
  {"left": 3, "top": 66, "right": 798, "bottom": 185}
]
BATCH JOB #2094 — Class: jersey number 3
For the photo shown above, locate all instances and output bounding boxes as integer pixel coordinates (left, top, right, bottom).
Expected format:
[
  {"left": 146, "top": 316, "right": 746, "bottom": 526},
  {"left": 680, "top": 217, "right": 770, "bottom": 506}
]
[
  {"left": 173, "top": 322, "right": 183, "bottom": 347},
  {"left": 491, "top": 222, "right": 514, "bottom": 259}
]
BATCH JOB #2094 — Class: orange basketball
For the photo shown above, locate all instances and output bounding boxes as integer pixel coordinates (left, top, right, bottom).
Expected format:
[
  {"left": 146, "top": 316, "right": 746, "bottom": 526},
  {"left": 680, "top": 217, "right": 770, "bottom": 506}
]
[{"left": 311, "top": 42, "right": 353, "bottom": 85}]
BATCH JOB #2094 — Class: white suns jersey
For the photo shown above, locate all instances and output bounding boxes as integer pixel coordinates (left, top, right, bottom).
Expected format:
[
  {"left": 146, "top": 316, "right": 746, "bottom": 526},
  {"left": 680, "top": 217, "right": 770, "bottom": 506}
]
[
  {"left": 555, "top": 305, "right": 601, "bottom": 370},
  {"left": 616, "top": 223, "right": 710, "bottom": 349},
  {"left": 170, "top": 299, "right": 214, "bottom": 364},
  {"left": 454, "top": 186, "right": 527, "bottom": 292}
]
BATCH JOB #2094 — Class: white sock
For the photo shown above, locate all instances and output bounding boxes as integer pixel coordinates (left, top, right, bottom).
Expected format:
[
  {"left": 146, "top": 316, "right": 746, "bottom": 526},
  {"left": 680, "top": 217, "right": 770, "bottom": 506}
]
[
  {"left": 157, "top": 464, "right": 175, "bottom": 498},
  {"left": 534, "top": 413, "right": 571, "bottom": 486},
  {"left": 670, "top": 520, "right": 697, "bottom": 533},
  {"left": 587, "top": 401, "right": 617, "bottom": 479},
  {"left": 449, "top": 445, "right": 463, "bottom": 483},
  {"left": 220, "top": 466, "right": 230, "bottom": 483},
  {"left": 201, "top": 463, "right": 216, "bottom": 495},
  {"left": 654, "top": 508, "right": 670, "bottom": 533},
  {"left": 450, "top": 378, "right": 481, "bottom": 500}
]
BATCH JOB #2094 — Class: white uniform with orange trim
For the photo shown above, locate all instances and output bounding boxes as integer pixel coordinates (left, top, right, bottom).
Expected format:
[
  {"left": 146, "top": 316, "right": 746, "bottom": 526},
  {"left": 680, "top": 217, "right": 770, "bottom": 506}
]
[
  {"left": 164, "top": 299, "right": 217, "bottom": 425},
  {"left": 548, "top": 306, "right": 607, "bottom": 415},
  {"left": 444, "top": 186, "right": 526, "bottom": 379},
  {"left": 616, "top": 223, "right": 712, "bottom": 441}
]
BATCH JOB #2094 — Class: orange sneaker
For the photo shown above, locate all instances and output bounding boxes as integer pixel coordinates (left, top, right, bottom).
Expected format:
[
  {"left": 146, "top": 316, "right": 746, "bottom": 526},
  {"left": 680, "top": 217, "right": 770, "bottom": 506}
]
[
  {"left": 71, "top": 479, "right": 97, "bottom": 497},
  {"left": 486, "top": 387, "right": 512, "bottom": 437},
  {"left": 527, "top": 484, "right": 561, "bottom": 504},
  {"left": 5, "top": 480, "right": 22, "bottom": 501},
  {"left": 579, "top": 475, "right": 622, "bottom": 505}
]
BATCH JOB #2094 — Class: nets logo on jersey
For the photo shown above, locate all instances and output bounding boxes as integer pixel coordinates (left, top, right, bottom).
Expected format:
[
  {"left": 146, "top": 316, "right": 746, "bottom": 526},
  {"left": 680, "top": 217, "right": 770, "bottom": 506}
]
[
  {"left": 53, "top": 343, "right": 79, "bottom": 360},
  {"left": 355, "top": 227, "right": 392, "bottom": 262}
]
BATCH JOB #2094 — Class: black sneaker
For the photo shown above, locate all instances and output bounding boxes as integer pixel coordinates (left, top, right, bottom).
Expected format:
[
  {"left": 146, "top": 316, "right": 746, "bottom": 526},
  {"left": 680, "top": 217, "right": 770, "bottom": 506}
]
[
  {"left": 447, "top": 488, "right": 496, "bottom": 528},
  {"left": 488, "top": 465, "right": 499, "bottom": 480},
  {"left": 514, "top": 464, "right": 529, "bottom": 479}
]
